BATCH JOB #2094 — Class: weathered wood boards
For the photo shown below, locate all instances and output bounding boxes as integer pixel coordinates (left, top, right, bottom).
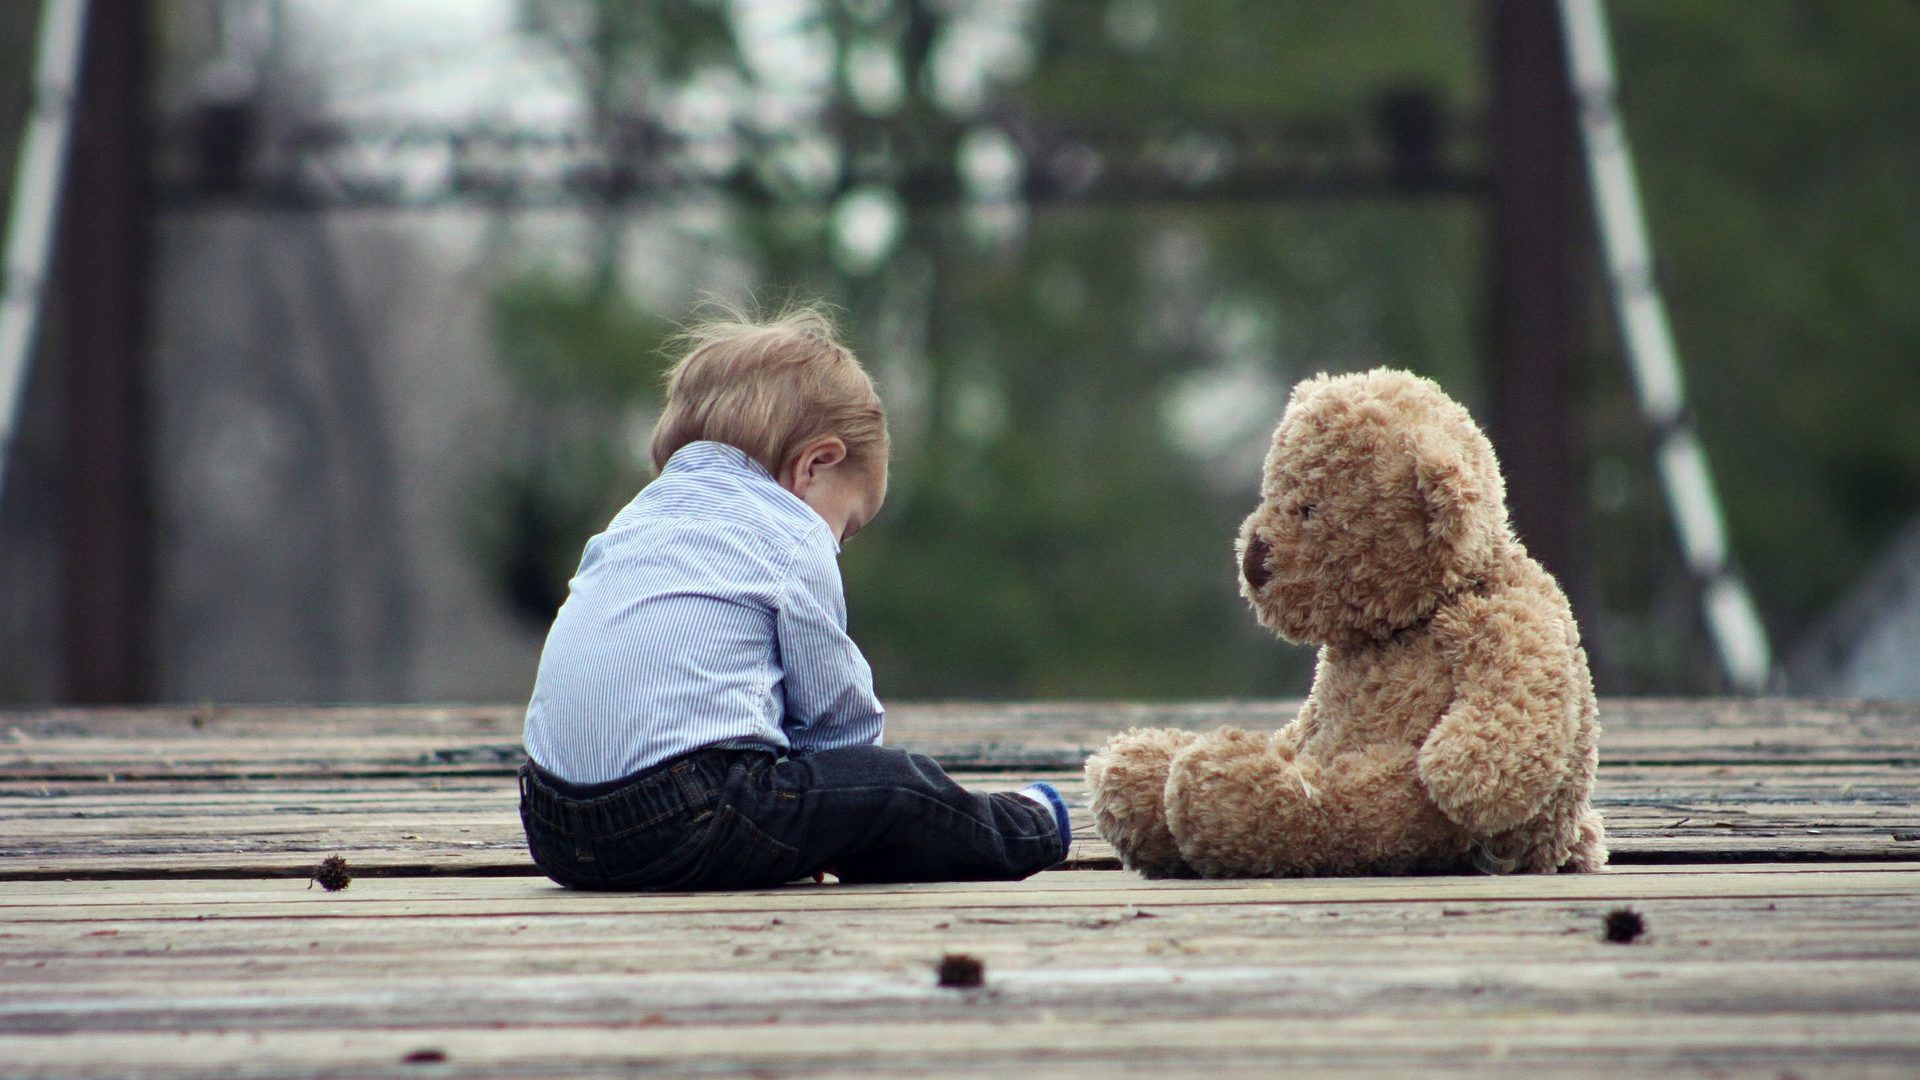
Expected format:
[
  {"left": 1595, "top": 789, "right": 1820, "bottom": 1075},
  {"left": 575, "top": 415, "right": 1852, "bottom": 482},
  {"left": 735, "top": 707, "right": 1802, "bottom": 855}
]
[
  {"left": 7, "top": 861, "right": 1916, "bottom": 912},
  {"left": 4, "top": 1016, "right": 1914, "bottom": 1078},
  {"left": 4, "top": 762, "right": 1918, "bottom": 880},
  {"left": 3, "top": 698, "right": 1918, "bottom": 882},
  {"left": 4, "top": 699, "right": 1916, "bottom": 780},
  {"left": 3, "top": 701, "right": 1918, "bottom": 1076},
  {"left": 3, "top": 869, "right": 1919, "bottom": 1076}
]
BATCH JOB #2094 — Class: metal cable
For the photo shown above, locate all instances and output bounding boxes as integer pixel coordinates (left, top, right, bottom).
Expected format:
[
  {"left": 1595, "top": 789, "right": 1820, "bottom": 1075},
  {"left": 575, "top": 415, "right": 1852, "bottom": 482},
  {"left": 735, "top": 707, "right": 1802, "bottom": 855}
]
[
  {"left": 0, "top": 0, "right": 89, "bottom": 505},
  {"left": 1557, "top": 0, "right": 1772, "bottom": 691}
]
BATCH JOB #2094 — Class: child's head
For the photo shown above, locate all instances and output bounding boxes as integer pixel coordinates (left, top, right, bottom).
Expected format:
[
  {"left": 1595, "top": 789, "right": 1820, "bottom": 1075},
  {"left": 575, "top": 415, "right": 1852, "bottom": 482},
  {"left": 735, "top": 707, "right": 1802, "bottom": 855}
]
[{"left": 651, "top": 304, "right": 889, "bottom": 542}]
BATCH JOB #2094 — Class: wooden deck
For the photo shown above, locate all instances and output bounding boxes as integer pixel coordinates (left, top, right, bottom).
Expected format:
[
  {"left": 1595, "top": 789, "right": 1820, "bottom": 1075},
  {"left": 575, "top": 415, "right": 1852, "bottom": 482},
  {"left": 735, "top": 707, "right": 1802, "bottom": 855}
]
[{"left": 4, "top": 700, "right": 1918, "bottom": 1077}]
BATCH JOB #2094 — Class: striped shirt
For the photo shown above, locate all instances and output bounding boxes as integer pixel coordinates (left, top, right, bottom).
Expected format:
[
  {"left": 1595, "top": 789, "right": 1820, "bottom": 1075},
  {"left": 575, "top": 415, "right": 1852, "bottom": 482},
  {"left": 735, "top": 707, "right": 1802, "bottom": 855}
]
[{"left": 522, "top": 441, "right": 885, "bottom": 784}]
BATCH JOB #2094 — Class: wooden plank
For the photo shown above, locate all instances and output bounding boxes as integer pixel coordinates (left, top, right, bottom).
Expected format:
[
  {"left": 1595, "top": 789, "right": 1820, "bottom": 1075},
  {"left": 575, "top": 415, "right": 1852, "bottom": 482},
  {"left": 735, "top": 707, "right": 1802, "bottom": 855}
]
[
  {"left": 3, "top": 1015, "right": 1917, "bottom": 1078},
  {"left": 5, "top": 879, "right": 1917, "bottom": 971},
  {"left": 5, "top": 964, "right": 1919, "bottom": 1039},
  {"left": 4, "top": 763, "right": 1916, "bottom": 880},
  {"left": 12, "top": 761, "right": 1915, "bottom": 810},
  {"left": 8, "top": 887, "right": 1917, "bottom": 960},
  {"left": 4, "top": 698, "right": 1917, "bottom": 781},
  {"left": 12, "top": 913, "right": 1920, "bottom": 1004},
  {"left": 2, "top": 872, "right": 1918, "bottom": 1076},
  {"left": 2, "top": 865, "right": 1917, "bottom": 916}
]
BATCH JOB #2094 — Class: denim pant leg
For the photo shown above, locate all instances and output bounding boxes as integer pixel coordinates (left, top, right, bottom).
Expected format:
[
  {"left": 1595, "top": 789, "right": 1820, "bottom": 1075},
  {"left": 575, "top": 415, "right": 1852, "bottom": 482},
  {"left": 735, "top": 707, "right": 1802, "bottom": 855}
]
[
  {"left": 520, "top": 752, "right": 773, "bottom": 890},
  {"left": 655, "top": 753, "right": 806, "bottom": 891},
  {"left": 744, "top": 744, "right": 1062, "bottom": 884}
]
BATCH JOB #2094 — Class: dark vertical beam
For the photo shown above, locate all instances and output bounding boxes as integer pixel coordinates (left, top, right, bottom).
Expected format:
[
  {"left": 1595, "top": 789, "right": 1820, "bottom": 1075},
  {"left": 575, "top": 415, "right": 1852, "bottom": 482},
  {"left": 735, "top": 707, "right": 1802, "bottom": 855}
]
[
  {"left": 57, "top": 0, "right": 154, "bottom": 703},
  {"left": 1486, "top": 0, "right": 1589, "bottom": 608}
]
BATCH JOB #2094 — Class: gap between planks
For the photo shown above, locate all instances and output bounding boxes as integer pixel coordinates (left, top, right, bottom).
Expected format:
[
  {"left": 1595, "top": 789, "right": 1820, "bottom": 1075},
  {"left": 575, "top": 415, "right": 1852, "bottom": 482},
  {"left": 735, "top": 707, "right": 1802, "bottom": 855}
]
[
  {"left": 2, "top": 1013, "right": 1918, "bottom": 1075},
  {"left": 2, "top": 865, "right": 1917, "bottom": 920}
]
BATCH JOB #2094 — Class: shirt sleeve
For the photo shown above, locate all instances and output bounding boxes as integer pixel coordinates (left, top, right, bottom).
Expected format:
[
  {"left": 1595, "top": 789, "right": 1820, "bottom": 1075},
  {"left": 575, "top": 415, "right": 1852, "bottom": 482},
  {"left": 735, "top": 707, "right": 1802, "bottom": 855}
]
[{"left": 774, "top": 526, "right": 885, "bottom": 753}]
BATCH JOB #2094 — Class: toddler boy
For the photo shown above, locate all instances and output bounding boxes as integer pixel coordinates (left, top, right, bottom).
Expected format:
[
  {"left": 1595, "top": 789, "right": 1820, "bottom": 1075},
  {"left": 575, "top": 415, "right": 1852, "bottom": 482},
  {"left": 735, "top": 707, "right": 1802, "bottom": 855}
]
[{"left": 519, "top": 308, "right": 1069, "bottom": 889}]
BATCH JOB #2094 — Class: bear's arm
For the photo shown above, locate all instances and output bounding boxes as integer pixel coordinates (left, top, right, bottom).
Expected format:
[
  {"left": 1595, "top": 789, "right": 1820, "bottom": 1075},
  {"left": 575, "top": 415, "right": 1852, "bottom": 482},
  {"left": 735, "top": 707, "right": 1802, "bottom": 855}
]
[
  {"left": 1416, "top": 591, "right": 1579, "bottom": 838},
  {"left": 1280, "top": 649, "right": 1328, "bottom": 749}
]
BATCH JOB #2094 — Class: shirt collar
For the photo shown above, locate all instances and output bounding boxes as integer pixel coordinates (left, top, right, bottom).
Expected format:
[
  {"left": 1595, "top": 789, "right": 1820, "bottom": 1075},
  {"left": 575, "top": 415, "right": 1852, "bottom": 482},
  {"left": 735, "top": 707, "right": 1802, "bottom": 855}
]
[
  {"left": 663, "top": 441, "right": 840, "bottom": 551},
  {"left": 663, "top": 440, "right": 770, "bottom": 478}
]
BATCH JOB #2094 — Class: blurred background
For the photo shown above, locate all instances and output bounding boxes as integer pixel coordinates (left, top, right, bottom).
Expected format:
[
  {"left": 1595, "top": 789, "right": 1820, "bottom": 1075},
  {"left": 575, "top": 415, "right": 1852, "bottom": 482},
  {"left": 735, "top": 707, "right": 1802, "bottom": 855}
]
[{"left": 1, "top": 0, "right": 1916, "bottom": 706}]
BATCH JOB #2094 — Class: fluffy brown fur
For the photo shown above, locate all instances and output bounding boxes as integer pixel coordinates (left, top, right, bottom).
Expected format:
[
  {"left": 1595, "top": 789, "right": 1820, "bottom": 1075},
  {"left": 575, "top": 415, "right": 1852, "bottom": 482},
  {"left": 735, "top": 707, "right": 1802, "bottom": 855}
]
[{"left": 1087, "top": 369, "right": 1605, "bottom": 878}]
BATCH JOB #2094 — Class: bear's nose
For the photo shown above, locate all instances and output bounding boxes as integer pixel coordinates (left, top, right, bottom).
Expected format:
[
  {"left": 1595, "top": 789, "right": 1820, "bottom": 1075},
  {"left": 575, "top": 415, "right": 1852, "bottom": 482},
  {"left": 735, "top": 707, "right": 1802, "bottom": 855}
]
[{"left": 1242, "top": 536, "right": 1273, "bottom": 589}]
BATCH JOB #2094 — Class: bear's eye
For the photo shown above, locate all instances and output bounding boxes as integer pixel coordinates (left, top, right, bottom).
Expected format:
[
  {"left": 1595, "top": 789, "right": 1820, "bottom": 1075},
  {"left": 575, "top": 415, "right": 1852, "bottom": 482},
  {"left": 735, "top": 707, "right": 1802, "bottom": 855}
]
[{"left": 1299, "top": 503, "right": 1317, "bottom": 521}]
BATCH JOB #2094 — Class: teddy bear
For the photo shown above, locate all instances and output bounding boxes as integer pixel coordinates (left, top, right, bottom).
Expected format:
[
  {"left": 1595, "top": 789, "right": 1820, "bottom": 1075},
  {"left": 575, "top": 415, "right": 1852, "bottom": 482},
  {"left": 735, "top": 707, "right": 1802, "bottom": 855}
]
[{"left": 1087, "top": 368, "right": 1605, "bottom": 877}]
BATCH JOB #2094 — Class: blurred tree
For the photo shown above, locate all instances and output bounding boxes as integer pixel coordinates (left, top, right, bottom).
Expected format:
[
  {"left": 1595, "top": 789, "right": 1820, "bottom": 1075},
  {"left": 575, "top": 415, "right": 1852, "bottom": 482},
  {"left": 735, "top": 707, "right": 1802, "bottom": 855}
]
[
  {"left": 1585, "top": 0, "right": 1920, "bottom": 690},
  {"left": 469, "top": 0, "right": 1920, "bottom": 699},
  {"left": 471, "top": 0, "right": 1489, "bottom": 700},
  {"left": 467, "top": 273, "right": 672, "bottom": 626},
  {"left": 0, "top": 4, "right": 40, "bottom": 209},
  {"left": 464, "top": 1, "right": 723, "bottom": 628}
]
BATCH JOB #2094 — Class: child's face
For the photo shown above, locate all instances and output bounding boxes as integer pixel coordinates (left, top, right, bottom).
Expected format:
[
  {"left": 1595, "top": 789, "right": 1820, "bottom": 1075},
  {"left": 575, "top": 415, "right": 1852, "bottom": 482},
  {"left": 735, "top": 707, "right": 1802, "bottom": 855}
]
[{"left": 785, "top": 440, "right": 887, "bottom": 544}]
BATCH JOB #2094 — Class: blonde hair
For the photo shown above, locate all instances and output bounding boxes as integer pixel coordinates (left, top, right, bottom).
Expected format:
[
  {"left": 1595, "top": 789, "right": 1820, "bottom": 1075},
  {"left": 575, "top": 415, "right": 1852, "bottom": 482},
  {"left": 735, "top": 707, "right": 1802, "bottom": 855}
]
[{"left": 649, "top": 303, "right": 889, "bottom": 478}]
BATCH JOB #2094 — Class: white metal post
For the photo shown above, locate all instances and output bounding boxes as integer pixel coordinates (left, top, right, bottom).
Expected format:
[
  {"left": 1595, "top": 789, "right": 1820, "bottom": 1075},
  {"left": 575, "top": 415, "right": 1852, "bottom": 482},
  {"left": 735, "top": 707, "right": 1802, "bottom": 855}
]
[
  {"left": 0, "top": 0, "right": 90, "bottom": 504},
  {"left": 1557, "top": 0, "right": 1773, "bottom": 691}
]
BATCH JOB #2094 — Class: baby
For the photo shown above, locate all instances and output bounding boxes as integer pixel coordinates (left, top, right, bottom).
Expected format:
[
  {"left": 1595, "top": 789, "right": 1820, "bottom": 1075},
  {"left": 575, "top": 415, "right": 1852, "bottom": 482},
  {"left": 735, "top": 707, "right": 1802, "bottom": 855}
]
[{"left": 519, "top": 307, "right": 1069, "bottom": 890}]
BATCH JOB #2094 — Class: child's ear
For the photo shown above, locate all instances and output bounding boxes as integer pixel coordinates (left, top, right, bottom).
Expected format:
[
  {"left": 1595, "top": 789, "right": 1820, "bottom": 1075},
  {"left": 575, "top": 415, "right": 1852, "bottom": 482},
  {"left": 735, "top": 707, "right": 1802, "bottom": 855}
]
[
  {"left": 804, "top": 438, "right": 848, "bottom": 478},
  {"left": 787, "top": 437, "right": 849, "bottom": 493}
]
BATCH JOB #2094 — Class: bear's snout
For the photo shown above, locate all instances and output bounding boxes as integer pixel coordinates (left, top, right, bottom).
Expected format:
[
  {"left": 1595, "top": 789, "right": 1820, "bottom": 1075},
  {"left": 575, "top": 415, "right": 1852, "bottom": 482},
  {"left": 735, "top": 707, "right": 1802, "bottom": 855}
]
[{"left": 1242, "top": 535, "right": 1273, "bottom": 589}]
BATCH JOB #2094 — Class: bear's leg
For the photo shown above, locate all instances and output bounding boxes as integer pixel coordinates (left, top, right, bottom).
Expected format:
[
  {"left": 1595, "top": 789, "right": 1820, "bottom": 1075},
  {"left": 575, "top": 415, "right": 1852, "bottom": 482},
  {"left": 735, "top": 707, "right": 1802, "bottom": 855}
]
[
  {"left": 1166, "top": 733, "right": 1464, "bottom": 878},
  {"left": 1562, "top": 809, "right": 1608, "bottom": 873},
  {"left": 1085, "top": 727, "right": 1201, "bottom": 878},
  {"left": 1512, "top": 720, "right": 1606, "bottom": 873}
]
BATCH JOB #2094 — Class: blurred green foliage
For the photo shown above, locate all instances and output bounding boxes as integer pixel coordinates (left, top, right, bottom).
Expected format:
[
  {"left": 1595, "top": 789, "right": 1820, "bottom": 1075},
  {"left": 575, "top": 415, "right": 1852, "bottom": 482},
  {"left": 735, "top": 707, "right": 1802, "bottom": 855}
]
[
  {"left": 490, "top": 273, "right": 670, "bottom": 405},
  {"left": 467, "top": 272, "right": 671, "bottom": 624},
  {"left": 0, "top": 4, "right": 37, "bottom": 215},
  {"left": 472, "top": 0, "right": 1920, "bottom": 698},
  {"left": 1600, "top": 0, "right": 1920, "bottom": 672}
]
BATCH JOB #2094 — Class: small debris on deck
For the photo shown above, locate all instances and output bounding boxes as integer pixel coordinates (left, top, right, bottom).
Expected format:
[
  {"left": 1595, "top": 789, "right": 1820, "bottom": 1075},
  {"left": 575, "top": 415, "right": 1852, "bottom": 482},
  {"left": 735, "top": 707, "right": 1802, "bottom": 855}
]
[
  {"left": 310, "top": 854, "right": 352, "bottom": 892},
  {"left": 936, "top": 953, "right": 985, "bottom": 988},
  {"left": 1604, "top": 906, "right": 1647, "bottom": 943}
]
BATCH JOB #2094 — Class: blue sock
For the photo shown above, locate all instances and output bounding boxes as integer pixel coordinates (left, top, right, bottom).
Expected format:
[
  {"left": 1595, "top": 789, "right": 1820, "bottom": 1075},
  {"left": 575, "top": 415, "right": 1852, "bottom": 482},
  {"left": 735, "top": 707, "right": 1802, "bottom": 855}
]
[{"left": 1017, "top": 782, "right": 1071, "bottom": 862}]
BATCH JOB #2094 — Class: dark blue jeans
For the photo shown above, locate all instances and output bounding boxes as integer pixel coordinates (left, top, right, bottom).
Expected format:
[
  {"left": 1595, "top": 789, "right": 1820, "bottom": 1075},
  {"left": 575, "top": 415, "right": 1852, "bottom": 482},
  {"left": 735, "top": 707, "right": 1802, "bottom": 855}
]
[{"left": 518, "top": 745, "right": 1063, "bottom": 890}]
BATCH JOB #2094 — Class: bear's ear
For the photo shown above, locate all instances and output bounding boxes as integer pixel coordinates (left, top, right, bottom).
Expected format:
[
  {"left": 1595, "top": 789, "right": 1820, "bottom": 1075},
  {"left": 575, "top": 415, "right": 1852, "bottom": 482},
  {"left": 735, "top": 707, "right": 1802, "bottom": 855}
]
[{"left": 1403, "top": 428, "right": 1474, "bottom": 551}]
